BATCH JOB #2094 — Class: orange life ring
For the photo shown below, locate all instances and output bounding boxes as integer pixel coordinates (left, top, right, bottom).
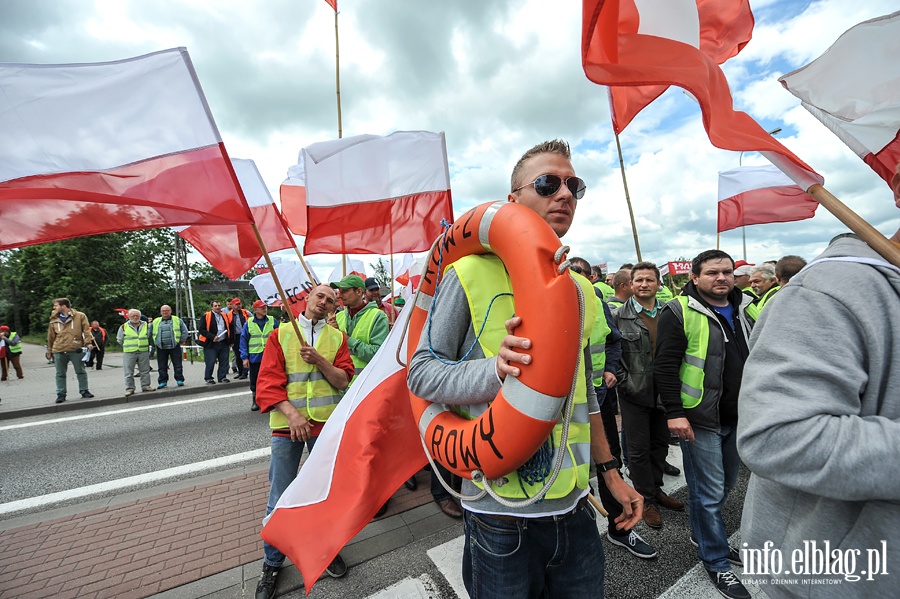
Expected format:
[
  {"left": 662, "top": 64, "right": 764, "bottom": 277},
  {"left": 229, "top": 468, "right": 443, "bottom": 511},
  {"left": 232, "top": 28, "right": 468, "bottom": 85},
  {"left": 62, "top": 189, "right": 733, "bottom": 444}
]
[{"left": 407, "top": 201, "right": 582, "bottom": 480}]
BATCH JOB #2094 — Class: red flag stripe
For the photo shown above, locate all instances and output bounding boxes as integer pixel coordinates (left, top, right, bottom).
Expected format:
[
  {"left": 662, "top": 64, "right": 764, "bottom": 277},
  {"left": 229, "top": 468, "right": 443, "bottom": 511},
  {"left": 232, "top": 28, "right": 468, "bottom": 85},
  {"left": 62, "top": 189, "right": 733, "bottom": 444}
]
[{"left": 717, "top": 186, "right": 819, "bottom": 233}]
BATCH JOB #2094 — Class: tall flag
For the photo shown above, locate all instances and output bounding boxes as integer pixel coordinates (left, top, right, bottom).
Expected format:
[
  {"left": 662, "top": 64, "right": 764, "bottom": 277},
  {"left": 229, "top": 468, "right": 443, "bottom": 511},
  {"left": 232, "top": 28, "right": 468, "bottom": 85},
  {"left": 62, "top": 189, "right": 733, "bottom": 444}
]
[
  {"left": 581, "top": 0, "right": 823, "bottom": 191},
  {"left": 717, "top": 165, "right": 818, "bottom": 233},
  {"left": 779, "top": 11, "right": 900, "bottom": 186},
  {"left": 609, "top": 0, "right": 754, "bottom": 133},
  {"left": 260, "top": 304, "right": 426, "bottom": 591},
  {"left": 0, "top": 48, "right": 253, "bottom": 251},
  {"left": 392, "top": 253, "right": 415, "bottom": 286},
  {"left": 176, "top": 158, "right": 296, "bottom": 280},
  {"left": 300, "top": 131, "right": 454, "bottom": 255},
  {"left": 280, "top": 155, "right": 308, "bottom": 236},
  {"left": 324, "top": 0, "right": 337, "bottom": 11}
]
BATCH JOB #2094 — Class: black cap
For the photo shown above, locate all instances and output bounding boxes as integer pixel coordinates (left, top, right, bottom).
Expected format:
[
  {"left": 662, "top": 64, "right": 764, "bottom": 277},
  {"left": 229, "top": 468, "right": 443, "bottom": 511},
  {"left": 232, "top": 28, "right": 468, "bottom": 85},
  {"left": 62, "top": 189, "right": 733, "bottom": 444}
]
[{"left": 364, "top": 277, "right": 380, "bottom": 291}]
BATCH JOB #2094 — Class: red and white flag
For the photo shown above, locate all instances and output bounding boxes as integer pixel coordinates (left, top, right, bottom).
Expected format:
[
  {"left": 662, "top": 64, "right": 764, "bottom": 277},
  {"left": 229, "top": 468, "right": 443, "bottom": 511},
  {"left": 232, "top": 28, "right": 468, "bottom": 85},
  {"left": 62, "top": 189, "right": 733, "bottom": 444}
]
[
  {"left": 301, "top": 131, "right": 454, "bottom": 255},
  {"left": 280, "top": 155, "right": 308, "bottom": 236},
  {"left": 717, "top": 165, "right": 818, "bottom": 233},
  {"left": 324, "top": 0, "right": 337, "bottom": 11},
  {"left": 260, "top": 305, "right": 426, "bottom": 590},
  {"left": 779, "top": 11, "right": 900, "bottom": 186},
  {"left": 392, "top": 253, "right": 415, "bottom": 286},
  {"left": 608, "top": 0, "right": 754, "bottom": 133},
  {"left": 0, "top": 48, "right": 253, "bottom": 251},
  {"left": 582, "top": 0, "right": 823, "bottom": 190},
  {"left": 176, "top": 158, "right": 296, "bottom": 280}
]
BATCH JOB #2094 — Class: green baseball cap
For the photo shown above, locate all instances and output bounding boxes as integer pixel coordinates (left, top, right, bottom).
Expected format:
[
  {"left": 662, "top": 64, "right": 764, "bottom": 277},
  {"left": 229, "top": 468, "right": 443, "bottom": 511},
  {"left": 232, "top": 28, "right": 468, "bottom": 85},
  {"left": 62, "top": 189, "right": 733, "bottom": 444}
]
[{"left": 330, "top": 274, "right": 366, "bottom": 290}]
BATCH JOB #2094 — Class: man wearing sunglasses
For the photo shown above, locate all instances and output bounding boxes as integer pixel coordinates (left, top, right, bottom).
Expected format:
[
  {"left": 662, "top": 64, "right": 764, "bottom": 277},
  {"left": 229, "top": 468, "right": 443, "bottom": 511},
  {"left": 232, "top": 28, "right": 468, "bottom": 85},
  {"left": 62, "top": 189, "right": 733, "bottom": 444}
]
[{"left": 409, "top": 140, "right": 642, "bottom": 599}]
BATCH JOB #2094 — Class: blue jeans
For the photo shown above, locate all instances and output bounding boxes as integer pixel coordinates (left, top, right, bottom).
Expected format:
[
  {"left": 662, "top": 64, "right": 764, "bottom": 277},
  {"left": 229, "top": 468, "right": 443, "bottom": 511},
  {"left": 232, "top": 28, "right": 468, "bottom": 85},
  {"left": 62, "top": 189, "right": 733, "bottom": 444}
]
[
  {"left": 680, "top": 425, "right": 740, "bottom": 572},
  {"left": 462, "top": 500, "right": 605, "bottom": 599},
  {"left": 263, "top": 435, "right": 318, "bottom": 568},
  {"left": 156, "top": 346, "right": 184, "bottom": 384},
  {"left": 203, "top": 341, "right": 230, "bottom": 382},
  {"left": 53, "top": 351, "right": 89, "bottom": 396}
]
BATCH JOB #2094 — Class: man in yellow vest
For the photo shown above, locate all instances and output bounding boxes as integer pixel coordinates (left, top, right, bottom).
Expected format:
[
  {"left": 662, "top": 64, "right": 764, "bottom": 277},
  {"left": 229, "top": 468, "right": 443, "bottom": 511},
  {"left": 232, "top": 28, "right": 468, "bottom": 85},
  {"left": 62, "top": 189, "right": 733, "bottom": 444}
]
[
  {"left": 152, "top": 305, "right": 189, "bottom": 389},
  {"left": 0, "top": 325, "right": 23, "bottom": 380},
  {"left": 746, "top": 263, "right": 779, "bottom": 321},
  {"left": 408, "top": 139, "right": 642, "bottom": 598},
  {"left": 240, "top": 299, "right": 279, "bottom": 412},
  {"left": 254, "top": 284, "right": 354, "bottom": 599},
  {"left": 328, "top": 274, "right": 389, "bottom": 383},
  {"left": 117, "top": 309, "right": 154, "bottom": 397},
  {"left": 654, "top": 250, "right": 753, "bottom": 599}
]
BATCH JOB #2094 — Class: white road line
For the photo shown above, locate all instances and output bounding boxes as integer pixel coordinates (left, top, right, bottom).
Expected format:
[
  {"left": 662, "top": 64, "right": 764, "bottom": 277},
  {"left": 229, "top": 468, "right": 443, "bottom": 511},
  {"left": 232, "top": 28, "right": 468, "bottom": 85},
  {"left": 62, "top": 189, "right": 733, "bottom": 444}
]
[
  {"left": 427, "top": 536, "right": 468, "bottom": 599},
  {"left": 0, "top": 447, "right": 270, "bottom": 517},
  {"left": 365, "top": 574, "right": 439, "bottom": 598},
  {"left": 0, "top": 391, "right": 249, "bottom": 431},
  {"left": 658, "top": 531, "right": 764, "bottom": 598}
]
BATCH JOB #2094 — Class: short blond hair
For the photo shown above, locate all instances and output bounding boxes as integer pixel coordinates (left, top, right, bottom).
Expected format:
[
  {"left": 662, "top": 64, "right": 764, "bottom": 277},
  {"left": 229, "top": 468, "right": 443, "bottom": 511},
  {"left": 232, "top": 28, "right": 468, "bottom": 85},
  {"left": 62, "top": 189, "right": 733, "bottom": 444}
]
[{"left": 510, "top": 139, "right": 572, "bottom": 191}]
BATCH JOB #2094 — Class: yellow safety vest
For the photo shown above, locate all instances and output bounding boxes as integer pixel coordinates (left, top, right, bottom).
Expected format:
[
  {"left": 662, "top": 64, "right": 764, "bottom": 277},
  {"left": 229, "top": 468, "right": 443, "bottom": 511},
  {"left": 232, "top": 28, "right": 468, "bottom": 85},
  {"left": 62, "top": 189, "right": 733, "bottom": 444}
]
[
  {"left": 588, "top": 293, "right": 611, "bottom": 386},
  {"left": 336, "top": 306, "right": 380, "bottom": 382},
  {"left": 122, "top": 322, "right": 149, "bottom": 353},
  {"left": 269, "top": 324, "right": 344, "bottom": 428},
  {"left": 676, "top": 296, "right": 709, "bottom": 409},
  {"left": 7, "top": 332, "right": 22, "bottom": 354},
  {"left": 151, "top": 316, "right": 183, "bottom": 344},
  {"left": 247, "top": 316, "right": 276, "bottom": 356},
  {"left": 745, "top": 285, "right": 780, "bottom": 321},
  {"left": 451, "top": 254, "right": 596, "bottom": 500}
]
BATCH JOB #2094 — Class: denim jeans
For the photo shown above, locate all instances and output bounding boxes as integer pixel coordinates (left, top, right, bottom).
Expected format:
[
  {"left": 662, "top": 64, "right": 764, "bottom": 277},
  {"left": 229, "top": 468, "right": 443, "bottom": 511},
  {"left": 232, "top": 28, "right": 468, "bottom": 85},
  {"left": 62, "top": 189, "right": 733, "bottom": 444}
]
[
  {"left": 680, "top": 425, "right": 740, "bottom": 572},
  {"left": 462, "top": 501, "right": 605, "bottom": 599},
  {"left": 54, "top": 351, "right": 89, "bottom": 396},
  {"left": 156, "top": 346, "right": 184, "bottom": 384},
  {"left": 263, "top": 435, "right": 318, "bottom": 568},
  {"left": 203, "top": 341, "right": 230, "bottom": 382}
]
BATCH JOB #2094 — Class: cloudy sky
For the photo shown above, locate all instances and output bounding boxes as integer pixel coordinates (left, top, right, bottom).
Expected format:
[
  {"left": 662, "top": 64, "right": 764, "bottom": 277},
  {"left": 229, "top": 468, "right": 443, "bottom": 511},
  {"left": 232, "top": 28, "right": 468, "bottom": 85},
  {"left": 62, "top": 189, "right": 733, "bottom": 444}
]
[{"left": 3, "top": 0, "right": 898, "bottom": 279}]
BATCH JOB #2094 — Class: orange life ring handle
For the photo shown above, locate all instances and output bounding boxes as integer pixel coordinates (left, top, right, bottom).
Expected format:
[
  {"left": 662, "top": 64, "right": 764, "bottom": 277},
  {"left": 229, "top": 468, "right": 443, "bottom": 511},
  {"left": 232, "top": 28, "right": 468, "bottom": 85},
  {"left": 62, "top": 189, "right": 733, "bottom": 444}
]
[{"left": 407, "top": 201, "right": 582, "bottom": 480}]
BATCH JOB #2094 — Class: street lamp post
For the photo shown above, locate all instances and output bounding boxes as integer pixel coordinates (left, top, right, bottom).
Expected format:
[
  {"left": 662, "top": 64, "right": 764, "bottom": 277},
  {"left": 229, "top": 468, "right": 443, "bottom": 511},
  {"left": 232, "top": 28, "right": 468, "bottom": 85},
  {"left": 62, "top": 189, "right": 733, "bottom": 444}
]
[{"left": 737, "top": 127, "right": 782, "bottom": 261}]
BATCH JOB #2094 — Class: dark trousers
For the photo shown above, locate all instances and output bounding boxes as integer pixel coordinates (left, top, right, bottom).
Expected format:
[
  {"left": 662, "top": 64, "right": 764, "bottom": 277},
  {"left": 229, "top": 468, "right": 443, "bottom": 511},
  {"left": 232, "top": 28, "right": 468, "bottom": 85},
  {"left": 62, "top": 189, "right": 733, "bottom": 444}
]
[
  {"left": 232, "top": 344, "right": 246, "bottom": 377},
  {"left": 86, "top": 347, "right": 105, "bottom": 369},
  {"left": 594, "top": 386, "right": 624, "bottom": 530},
  {"left": 430, "top": 462, "right": 461, "bottom": 502},
  {"left": 249, "top": 360, "right": 262, "bottom": 399},
  {"left": 619, "top": 396, "right": 670, "bottom": 501},
  {"left": 156, "top": 346, "right": 184, "bottom": 384},
  {"left": 203, "top": 341, "right": 230, "bottom": 382}
]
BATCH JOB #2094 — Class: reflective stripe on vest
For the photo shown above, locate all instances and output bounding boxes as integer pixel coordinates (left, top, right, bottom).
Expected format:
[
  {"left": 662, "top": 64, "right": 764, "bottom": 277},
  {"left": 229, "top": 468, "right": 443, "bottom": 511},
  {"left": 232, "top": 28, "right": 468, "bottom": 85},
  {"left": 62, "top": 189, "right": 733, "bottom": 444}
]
[
  {"left": 589, "top": 293, "right": 611, "bottom": 385},
  {"left": 336, "top": 306, "right": 379, "bottom": 382},
  {"left": 7, "top": 332, "right": 22, "bottom": 354},
  {"left": 151, "top": 315, "right": 182, "bottom": 344},
  {"left": 451, "top": 254, "right": 596, "bottom": 500},
  {"left": 122, "top": 322, "right": 149, "bottom": 353},
  {"left": 247, "top": 316, "right": 276, "bottom": 356},
  {"left": 676, "top": 296, "right": 708, "bottom": 409},
  {"left": 269, "top": 324, "right": 344, "bottom": 428}
]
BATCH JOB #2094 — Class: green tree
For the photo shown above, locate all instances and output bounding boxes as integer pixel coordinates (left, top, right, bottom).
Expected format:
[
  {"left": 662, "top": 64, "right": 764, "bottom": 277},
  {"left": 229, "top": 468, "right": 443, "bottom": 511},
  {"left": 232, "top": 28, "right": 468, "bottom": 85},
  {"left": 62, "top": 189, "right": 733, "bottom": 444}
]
[{"left": 369, "top": 258, "right": 391, "bottom": 294}]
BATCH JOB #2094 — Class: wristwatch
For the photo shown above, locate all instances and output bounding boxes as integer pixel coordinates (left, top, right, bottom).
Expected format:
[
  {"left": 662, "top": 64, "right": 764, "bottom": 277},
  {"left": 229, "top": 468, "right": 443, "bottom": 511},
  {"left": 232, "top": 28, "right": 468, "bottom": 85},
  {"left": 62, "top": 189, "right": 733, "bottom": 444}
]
[{"left": 597, "top": 457, "right": 619, "bottom": 473}]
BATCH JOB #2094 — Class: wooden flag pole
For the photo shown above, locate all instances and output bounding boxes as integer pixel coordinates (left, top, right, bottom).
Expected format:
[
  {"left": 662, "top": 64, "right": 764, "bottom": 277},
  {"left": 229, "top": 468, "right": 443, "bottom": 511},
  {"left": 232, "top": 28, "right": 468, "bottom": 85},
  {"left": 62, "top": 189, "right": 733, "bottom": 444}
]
[
  {"left": 251, "top": 223, "right": 307, "bottom": 346},
  {"left": 334, "top": 9, "right": 342, "bottom": 140},
  {"left": 614, "top": 131, "right": 643, "bottom": 262},
  {"left": 807, "top": 184, "right": 900, "bottom": 268}
]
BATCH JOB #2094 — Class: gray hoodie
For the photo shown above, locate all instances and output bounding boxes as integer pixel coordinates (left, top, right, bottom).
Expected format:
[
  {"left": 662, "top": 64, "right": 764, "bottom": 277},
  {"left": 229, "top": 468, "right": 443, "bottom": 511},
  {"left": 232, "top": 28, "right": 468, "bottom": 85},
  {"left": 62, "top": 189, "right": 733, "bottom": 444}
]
[{"left": 737, "top": 235, "right": 900, "bottom": 598}]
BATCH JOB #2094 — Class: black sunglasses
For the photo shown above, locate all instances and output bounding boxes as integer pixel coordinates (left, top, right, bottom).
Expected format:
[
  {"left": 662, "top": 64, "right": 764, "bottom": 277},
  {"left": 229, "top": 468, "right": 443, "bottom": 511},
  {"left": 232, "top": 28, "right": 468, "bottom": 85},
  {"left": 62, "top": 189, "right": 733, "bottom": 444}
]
[{"left": 513, "top": 174, "right": 586, "bottom": 200}]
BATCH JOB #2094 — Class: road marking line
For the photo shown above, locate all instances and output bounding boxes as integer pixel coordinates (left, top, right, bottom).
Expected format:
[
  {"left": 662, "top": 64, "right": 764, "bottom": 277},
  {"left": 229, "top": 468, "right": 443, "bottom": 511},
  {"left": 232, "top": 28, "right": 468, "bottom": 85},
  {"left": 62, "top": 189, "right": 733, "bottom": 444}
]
[
  {"left": 0, "top": 447, "right": 270, "bottom": 517},
  {"left": 427, "top": 536, "right": 468, "bottom": 599},
  {"left": 0, "top": 392, "right": 249, "bottom": 431},
  {"left": 365, "top": 574, "right": 438, "bottom": 598}
]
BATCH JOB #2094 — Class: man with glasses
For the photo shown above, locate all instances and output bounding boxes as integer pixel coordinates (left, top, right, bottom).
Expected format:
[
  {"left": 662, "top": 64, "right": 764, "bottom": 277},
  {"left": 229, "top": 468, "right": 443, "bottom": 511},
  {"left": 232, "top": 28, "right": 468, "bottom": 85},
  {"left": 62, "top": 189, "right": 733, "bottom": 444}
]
[{"left": 409, "top": 140, "right": 642, "bottom": 599}]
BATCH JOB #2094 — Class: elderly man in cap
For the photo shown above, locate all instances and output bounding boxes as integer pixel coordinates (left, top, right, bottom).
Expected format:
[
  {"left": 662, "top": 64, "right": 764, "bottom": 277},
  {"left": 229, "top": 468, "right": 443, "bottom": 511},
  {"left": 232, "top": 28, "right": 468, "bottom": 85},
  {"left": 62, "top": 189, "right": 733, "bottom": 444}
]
[
  {"left": 327, "top": 275, "right": 389, "bottom": 384},
  {"left": 364, "top": 277, "right": 399, "bottom": 326},
  {"left": 733, "top": 260, "right": 756, "bottom": 299},
  {"left": 240, "top": 299, "right": 279, "bottom": 411}
]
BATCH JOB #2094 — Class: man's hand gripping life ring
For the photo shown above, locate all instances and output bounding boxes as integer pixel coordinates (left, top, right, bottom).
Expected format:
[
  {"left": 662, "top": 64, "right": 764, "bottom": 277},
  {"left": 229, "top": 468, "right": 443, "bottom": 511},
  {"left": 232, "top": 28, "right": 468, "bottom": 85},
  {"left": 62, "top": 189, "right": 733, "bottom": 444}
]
[{"left": 407, "top": 201, "right": 583, "bottom": 481}]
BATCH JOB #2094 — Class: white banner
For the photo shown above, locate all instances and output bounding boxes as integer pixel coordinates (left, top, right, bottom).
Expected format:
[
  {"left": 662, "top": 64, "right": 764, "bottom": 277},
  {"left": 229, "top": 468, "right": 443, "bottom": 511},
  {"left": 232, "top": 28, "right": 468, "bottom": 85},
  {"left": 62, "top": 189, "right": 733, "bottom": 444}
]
[{"left": 250, "top": 261, "right": 316, "bottom": 309}]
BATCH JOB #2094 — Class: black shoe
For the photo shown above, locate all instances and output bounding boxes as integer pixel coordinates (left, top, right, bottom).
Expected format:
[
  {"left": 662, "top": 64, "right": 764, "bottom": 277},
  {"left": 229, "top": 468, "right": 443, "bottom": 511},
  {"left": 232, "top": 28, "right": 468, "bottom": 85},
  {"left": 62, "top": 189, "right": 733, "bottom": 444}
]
[
  {"left": 238, "top": 374, "right": 249, "bottom": 380},
  {"left": 690, "top": 535, "right": 743, "bottom": 567},
  {"left": 663, "top": 461, "right": 681, "bottom": 476},
  {"left": 219, "top": 378, "right": 231, "bottom": 383},
  {"left": 55, "top": 394, "right": 66, "bottom": 404},
  {"left": 404, "top": 476, "right": 418, "bottom": 491},
  {"left": 255, "top": 563, "right": 279, "bottom": 599},
  {"left": 705, "top": 569, "right": 750, "bottom": 599},
  {"left": 374, "top": 501, "right": 389, "bottom": 518},
  {"left": 324, "top": 553, "right": 348, "bottom": 578},
  {"left": 206, "top": 379, "right": 216, "bottom": 385},
  {"left": 251, "top": 401, "right": 260, "bottom": 412},
  {"left": 81, "top": 391, "right": 94, "bottom": 399},
  {"left": 607, "top": 529, "right": 658, "bottom": 559}
]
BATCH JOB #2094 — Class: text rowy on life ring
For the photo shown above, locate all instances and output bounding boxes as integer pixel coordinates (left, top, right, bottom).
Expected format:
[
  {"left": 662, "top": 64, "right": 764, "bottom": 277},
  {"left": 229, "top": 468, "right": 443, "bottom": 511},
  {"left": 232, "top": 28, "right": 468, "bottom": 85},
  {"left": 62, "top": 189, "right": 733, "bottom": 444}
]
[{"left": 407, "top": 200, "right": 582, "bottom": 480}]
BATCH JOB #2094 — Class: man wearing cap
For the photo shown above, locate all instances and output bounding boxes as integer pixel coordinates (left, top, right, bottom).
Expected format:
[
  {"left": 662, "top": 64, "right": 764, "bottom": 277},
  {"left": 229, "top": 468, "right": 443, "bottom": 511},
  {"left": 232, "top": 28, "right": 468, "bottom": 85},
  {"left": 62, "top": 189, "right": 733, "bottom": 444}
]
[
  {"left": 240, "top": 299, "right": 279, "bottom": 411},
  {"left": 328, "top": 275, "right": 389, "bottom": 383},
  {"left": 0, "top": 325, "right": 24, "bottom": 380},
  {"left": 254, "top": 284, "right": 354, "bottom": 598},
  {"left": 152, "top": 305, "right": 190, "bottom": 389},
  {"left": 364, "top": 277, "right": 399, "bottom": 327},
  {"left": 733, "top": 260, "right": 756, "bottom": 299},
  {"left": 228, "top": 298, "right": 251, "bottom": 380}
]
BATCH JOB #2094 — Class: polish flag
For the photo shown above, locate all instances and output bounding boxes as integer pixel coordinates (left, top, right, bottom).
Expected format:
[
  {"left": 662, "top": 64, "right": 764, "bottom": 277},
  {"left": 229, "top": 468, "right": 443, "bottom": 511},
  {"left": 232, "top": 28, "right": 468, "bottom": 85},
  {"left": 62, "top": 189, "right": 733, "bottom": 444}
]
[
  {"left": 301, "top": 131, "right": 454, "bottom": 255},
  {"left": 176, "top": 159, "right": 296, "bottom": 280},
  {"left": 324, "top": 0, "right": 337, "bottom": 11},
  {"left": 326, "top": 259, "right": 366, "bottom": 283},
  {"left": 717, "top": 165, "right": 818, "bottom": 232},
  {"left": 260, "top": 304, "right": 426, "bottom": 591},
  {"left": 608, "top": 0, "right": 755, "bottom": 133},
  {"left": 582, "top": 0, "right": 823, "bottom": 190},
  {"left": 280, "top": 155, "right": 308, "bottom": 236},
  {"left": 392, "top": 253, "right": 415, "bottom": 286},
  {"left": 779, "top": 11, "right": 900, "bottom": 187},
  {"left": 0, "top": 48, "right": 253, "bottom": 251}
]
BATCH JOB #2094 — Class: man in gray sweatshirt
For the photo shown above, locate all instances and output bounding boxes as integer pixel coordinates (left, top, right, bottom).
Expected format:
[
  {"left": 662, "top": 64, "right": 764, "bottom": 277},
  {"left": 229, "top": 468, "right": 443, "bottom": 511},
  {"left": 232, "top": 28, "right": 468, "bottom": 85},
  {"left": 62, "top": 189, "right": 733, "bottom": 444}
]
[{"left": 737, "top": 166, "right": 900, "bottom": 598}]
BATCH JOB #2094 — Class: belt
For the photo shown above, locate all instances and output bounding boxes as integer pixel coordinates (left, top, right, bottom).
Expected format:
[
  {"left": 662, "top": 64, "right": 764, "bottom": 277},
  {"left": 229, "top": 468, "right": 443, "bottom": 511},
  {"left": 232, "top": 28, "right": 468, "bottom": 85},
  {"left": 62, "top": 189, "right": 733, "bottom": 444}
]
[{"left": 479, "top": 495, "right": 589, "bottom": 523}]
